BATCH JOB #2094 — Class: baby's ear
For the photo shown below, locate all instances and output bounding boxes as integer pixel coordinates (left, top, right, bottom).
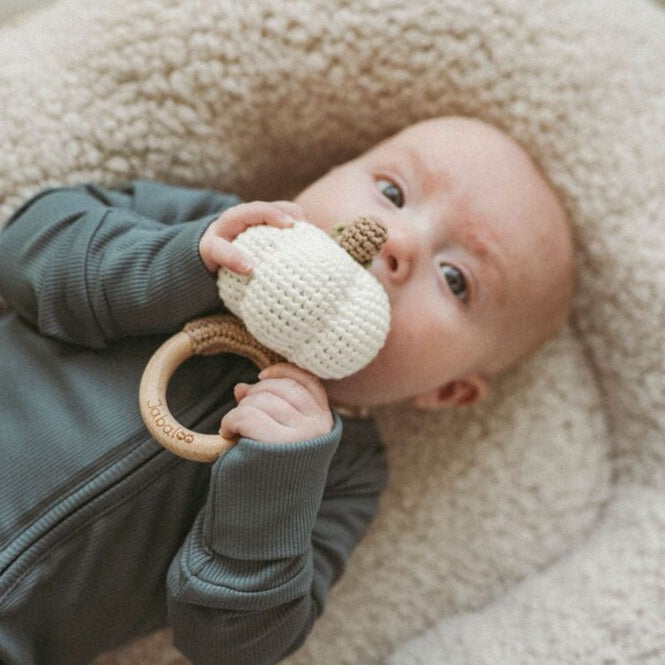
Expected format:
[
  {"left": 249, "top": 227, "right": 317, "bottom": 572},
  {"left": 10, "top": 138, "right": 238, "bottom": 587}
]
[{"left": 412, "top": 375, "right": 488, "bottom": 410}]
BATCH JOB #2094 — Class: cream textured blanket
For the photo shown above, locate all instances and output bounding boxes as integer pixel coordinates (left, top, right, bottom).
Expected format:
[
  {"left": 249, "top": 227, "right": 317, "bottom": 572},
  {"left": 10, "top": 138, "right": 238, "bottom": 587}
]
[{"left": 1, "top": 1, "right": 664, "bottom": 664}]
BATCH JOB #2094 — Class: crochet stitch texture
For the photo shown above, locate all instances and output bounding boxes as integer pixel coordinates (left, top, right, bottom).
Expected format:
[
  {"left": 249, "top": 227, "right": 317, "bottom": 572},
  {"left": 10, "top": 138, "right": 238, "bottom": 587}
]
[{"left": 217, "top": 221, "right": 390, "bottom": 379}]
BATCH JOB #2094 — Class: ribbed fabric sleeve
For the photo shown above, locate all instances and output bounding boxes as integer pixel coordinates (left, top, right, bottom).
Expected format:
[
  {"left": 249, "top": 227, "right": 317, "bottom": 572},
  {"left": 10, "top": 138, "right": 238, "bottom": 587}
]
[
  {"left": 167, "top": 415, "right": 387, "bottom": 665},
  {"left": 205, "top": 432, "right": 340, "bottom": 562},
  {"left": 0, "top": 181, "right": 240, "bottom": 347}
]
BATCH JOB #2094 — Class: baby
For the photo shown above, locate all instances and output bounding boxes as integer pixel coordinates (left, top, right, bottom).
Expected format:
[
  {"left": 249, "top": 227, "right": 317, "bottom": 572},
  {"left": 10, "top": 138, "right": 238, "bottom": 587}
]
[
  {"left": 0, "top": 117, "right": 574, "bottom": 665},
  {"left": 203, "top": 116, "right": 574, "bottom": 437}
]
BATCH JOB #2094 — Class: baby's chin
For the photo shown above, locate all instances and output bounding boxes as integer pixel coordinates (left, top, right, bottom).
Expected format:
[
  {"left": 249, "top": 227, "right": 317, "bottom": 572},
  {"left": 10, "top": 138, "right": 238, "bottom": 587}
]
[
  {"left": 323, "top": 367, "right": 401, "bottom": 413},
  {"left": 323, "top": 374, "right": 373, "bottom": 413}
]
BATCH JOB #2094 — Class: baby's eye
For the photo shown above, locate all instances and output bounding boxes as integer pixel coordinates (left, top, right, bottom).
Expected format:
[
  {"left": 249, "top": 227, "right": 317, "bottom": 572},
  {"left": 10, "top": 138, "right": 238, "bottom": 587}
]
[
  {"left": 377, "top": 178, "right": 404, "bottom": 208},
  {"left": 441, "top": 263, "right": 468, "bottom": 303}
]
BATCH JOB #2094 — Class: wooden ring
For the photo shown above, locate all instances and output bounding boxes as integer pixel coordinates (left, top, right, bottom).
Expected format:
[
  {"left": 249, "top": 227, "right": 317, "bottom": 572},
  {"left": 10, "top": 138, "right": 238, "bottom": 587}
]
[{"left": 139, "top": 314, "right": 283, "bottom": 462}]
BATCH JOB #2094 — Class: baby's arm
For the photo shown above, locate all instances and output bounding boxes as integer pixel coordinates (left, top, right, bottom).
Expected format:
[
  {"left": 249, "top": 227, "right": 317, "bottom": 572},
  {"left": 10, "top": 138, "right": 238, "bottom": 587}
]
[
  {"left": 170, "top": 198, "right": 375, "bottom": 663},
  {"left": 0, "top": 182, "right": 298, "bottom": 348},
  {"left": 167, "top": 415, "right": 387, "bottom": 665}
]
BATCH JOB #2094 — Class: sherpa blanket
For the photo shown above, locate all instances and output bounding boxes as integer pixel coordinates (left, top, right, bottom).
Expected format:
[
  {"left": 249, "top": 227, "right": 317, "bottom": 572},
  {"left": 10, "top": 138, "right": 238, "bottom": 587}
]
[{"left": 1, "top": 1, "right": 664, "bottom": 664}]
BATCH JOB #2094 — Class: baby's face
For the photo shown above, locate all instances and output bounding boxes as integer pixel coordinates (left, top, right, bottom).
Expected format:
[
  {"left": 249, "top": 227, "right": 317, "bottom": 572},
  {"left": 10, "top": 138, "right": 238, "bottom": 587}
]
[{"left": 294, "top": 117, "right": 573, "bottom": 410}]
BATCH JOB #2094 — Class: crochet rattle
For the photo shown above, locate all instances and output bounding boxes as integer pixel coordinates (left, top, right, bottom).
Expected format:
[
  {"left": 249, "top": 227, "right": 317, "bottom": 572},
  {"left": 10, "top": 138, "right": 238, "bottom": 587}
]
[{"left": 139, "top": 216, "right": 391, "bottom": 462}]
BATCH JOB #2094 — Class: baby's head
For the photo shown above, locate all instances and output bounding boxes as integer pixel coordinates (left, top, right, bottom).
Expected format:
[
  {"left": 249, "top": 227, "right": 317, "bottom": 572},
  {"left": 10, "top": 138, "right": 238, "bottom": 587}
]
[{"left": 294, "top": 116, "right": 575, "bottom": 410}]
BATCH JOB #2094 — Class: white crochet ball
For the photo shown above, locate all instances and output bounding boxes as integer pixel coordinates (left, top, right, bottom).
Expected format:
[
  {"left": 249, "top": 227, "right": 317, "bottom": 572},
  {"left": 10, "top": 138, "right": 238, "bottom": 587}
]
[{"left": 217, "top": 221, "right": 391, "bottom": 379}]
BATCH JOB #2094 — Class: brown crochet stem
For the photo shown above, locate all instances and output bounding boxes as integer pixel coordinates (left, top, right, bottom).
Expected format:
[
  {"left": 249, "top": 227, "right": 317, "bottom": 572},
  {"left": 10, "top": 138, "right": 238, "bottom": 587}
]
[
  {"left": 139, "top": 315, "right": 283, "bottom": 463},
  {"left": 336, "top": 216, "right": 388, "bottom": 266}
]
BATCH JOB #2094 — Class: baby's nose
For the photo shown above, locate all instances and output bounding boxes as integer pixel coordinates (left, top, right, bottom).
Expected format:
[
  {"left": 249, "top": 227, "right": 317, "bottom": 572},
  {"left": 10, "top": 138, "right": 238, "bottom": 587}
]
[{"left": 380, "top": 226, "right": 416, "bottom": 284}]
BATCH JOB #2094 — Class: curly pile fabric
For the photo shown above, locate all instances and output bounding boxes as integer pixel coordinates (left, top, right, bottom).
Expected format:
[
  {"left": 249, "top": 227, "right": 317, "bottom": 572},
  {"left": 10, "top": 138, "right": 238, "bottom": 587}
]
[
  {"left": 217, "top": 221, "right": 390, "bottom": 380},
  {"left": 1, "top": 1, "right": 664, "bottom": 664}
]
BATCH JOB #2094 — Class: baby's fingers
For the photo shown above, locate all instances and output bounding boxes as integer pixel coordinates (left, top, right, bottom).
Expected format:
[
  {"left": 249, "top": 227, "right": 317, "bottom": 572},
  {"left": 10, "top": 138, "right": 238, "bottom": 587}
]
[
  {"left": 202, "top": 236, "right": 253, "bottom": 275},
  {"left": 222, "top": 364, "right": 333, "bottom": 443},
  {"left": 200, "top": 201, "right": 303, "bottom": 273},
  {"left": 258, "top": 363, "right": 330, "bottom": 412},
  {"left": 220, "top": 404, "right": 281, "bottom": 441},
  {"left": 215, "top": 201, "right": 299, "bottom": 239},
  {"left": 271, "top": 201, "right": 306, "bottom": 221}
]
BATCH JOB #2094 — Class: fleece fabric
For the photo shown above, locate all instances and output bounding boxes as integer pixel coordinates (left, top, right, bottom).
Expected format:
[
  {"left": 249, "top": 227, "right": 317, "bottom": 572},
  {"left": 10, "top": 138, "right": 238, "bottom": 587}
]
[{"left": 0, "top": 1, "right": 663, "bottom": 664}]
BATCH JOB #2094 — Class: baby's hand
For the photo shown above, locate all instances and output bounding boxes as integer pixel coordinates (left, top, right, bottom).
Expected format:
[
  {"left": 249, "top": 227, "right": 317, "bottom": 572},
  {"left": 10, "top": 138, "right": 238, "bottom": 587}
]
[
  {"left": 199, "top": 200, "right": 304, "bottom": 274},
  {"left": 220, "top": 363, "right": 334, "bottom": 444}
]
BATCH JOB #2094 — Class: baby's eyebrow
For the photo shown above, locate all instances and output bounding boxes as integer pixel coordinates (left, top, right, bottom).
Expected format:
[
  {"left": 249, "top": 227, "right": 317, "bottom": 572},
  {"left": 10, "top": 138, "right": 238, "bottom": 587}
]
[
  {"left": 462, "top": 224, "right": 492, "bottom": 262},
  {"left": 399, "top": 144, "right": 428, "bottom": 174},
  {"left": 390, "top": 143, "right": 438, "bottom": 187},
  {"left": 399, "top": 143, "right": 461, "bottom": 200},
  {"left": 456, "top": 212, "right": 509, "bottom": 307}
]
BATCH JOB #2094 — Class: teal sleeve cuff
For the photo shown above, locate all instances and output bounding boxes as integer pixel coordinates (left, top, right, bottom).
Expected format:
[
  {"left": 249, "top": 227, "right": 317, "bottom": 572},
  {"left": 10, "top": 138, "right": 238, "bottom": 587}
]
[{"left": 203, "top": 415, "right": 343, "bottom": 560}]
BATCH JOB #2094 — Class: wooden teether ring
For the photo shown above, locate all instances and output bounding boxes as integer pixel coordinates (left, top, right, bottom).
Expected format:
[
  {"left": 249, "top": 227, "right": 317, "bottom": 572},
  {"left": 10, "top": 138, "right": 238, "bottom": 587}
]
[{"left": 139, "top": 314, "right": 283, "bottom": 463}]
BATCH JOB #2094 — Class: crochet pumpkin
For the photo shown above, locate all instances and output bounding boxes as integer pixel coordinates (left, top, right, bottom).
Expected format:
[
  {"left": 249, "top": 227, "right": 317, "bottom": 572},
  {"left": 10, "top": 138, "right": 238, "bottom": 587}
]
[{"left": 216, "top": 217, "right": 390, "bottom": 379}]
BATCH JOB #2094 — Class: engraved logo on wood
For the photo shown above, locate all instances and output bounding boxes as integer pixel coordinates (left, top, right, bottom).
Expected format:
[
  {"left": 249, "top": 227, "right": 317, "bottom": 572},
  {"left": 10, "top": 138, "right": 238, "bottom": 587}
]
[{"left": 145, "top": 398, "right": 194, "bottom": 444}]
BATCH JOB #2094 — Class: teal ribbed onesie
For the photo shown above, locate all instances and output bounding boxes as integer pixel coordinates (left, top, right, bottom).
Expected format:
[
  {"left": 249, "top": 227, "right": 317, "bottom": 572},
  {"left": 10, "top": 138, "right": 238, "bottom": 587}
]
[{"left": 0, "top": 182, "right": 386, "bottom": 665}]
